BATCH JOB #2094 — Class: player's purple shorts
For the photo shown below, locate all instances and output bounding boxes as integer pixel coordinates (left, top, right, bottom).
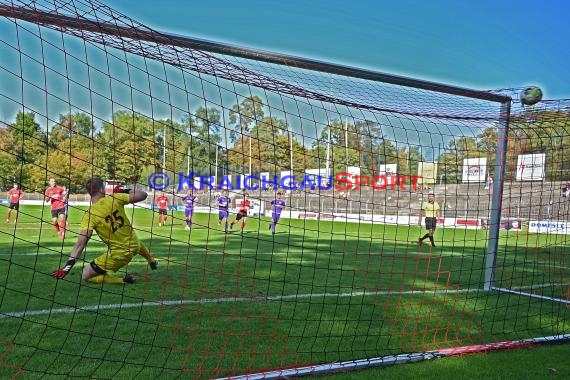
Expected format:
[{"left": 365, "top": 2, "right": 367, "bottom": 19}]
[
  {"left": 219, "top": 209, "right": 229, "bottom": 220},
  {"left": 185, "top": 208, "right": 194, "bottom": 218},
  {"left": 272, "top": 213, "right": 281, "bottom": 223}
]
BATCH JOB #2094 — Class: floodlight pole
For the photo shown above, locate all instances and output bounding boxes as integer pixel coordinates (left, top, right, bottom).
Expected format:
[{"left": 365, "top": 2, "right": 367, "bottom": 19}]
[
  {"left": 344, "top": 119, "right": 349, "bottom": 173},
  {"left": 484, "top": 100, "right": 511, "bottom": 291},
  {"left": 289, "top": 131, "right": 294, "bottom": 174},
  {"left": 326, "top": 124, "right": 331, "bottom": 178},
  {"left": 215, "top": 145, "right": 218, "bottom": 183},
  {"left": 187, "top": 145, "right": 190, "bottom": 177},
  {"left": 249, "top": 136, "right": 252, "bottom": 177}
]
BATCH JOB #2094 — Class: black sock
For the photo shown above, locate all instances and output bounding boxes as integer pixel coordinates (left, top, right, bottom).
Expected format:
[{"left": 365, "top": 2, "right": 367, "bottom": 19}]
[
  {"left": 422, "top": 233, "right": 430, "bottom": 240},
  {"left": 429, "top": 236, "right": 435, "bottom": 245}
]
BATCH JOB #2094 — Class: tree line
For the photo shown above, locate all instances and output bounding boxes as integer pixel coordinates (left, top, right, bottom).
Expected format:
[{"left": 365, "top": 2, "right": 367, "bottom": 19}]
[
  {"left": 438, "top": 109, "right": 570, "bottom": 183},
  {"left": 1, "top": 96, "right": 568, "bottom": 192}
]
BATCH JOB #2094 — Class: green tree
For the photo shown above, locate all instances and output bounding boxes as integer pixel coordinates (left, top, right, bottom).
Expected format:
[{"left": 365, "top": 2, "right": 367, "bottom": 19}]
[
  {"left": 377, "top": 140, "right": 399, "bottom": 168},
  {"left": 450, "top": 136, "right": 479, "bottom": 158},
  {"left": 40, "top": 113, "right": 101, "bottom": 192},
  {"left": 506, "top": 110, "right": 570, "bottom": 180},
  {"left": 438, "top": 151, "right": 461, "bottom": 184},
  {"left": 477, "top": 126, "right": 498, "bottom": 172},
  {"left": 185, "top": 107, "right": 223, "bottom": 176},
  {"left": 250, "top": 116, "right": 288, "bottom": 174},
  {"left": 396, "top": 145, "right": 423, "bottom": 177},
  {"left": 0, "top": 126, "right": 20, "bottom": 188},
  {"left": 473, "top": 110, "right": 570, "bottom": 182},
  {"left": 97, "top": 111, "right": 158, "bottom": 183},
  {"left": 436, "top": 136, "right": 479, "bottom": 183},
  {"left": 9, "top": 112, "right": 46, "bottom": 164},
  {"left": 227, "top": 131, "right": 308, "bottom": 178},
  {"left": 356, "top": 120, "right": 384, "bottom": 176},
  {"left": 41, "top": 143, "right": 96, "bottom": 192},
  {"left": 49, "top": 113, "right": 95, "bottom": 149},
  {"left": 4, "top": 112, "right": 48, "bottom": 191},
  {"left": 310, "top": 120, "right": 361, "bottom": 175},
  {"left": 251, "top": 116, "right": 288, "bottom": 139},
  {"left": 229, "top": 96, "right": 265, "bottom": 142},
  {"left": 161, "top": 118, "right": 190, "bottom": 176}
]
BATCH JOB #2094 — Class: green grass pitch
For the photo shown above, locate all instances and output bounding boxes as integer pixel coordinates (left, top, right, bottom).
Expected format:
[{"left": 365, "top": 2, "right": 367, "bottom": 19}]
[{"left": 0, "top": 205, "right": 568, "bottom": 379}]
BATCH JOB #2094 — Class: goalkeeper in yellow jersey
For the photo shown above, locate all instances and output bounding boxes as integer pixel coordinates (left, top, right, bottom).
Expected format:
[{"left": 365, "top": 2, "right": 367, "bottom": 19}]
[{"left": 52, "top": 177, "right": 158, "bottom": 284}]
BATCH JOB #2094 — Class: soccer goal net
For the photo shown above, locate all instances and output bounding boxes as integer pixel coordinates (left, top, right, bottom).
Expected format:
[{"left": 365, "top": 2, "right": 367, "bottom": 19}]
[{"left": 0, "top": 1, "right": 568, "bottom": 378}]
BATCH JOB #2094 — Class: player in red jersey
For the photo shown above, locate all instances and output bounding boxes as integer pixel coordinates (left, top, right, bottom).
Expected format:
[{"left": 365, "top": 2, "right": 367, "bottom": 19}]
[
  {"left": 155, "top": 192, "right": 170, "bottom": 226},
  {"left": 230, "top": 191, "right": 251, "bottom": 232},
  {"left": 44, "top": 178, "right": 67, "bottom": 239},
  {"left": 6, "top": 183, "right": 25, "bottom": 224}
]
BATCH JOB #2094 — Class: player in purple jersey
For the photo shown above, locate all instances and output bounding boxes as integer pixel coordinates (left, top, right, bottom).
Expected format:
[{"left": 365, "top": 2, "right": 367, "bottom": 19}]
[
  {"left": 182, "top": 188, "right": 197, "bottom": 231},
  {"left": 269, "top": 191, "right": 287, "bottom": 234},
  {"left": 217, "top": 188, "right": 231, "bottom": 233}
]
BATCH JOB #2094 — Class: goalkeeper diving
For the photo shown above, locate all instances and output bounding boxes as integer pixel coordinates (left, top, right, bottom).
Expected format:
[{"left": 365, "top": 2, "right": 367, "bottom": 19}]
[{"left": 52, "top": 177, "right": 158, "bottom": 284}]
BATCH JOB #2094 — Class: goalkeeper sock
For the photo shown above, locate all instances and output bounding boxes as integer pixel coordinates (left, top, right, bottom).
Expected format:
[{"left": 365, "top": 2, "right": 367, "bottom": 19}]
[
  {"left": 87, "top": 274, "right": 125, "bottom": 284},
  {"left": 137, "top": 245, "right": 154, "bottom": 264}
]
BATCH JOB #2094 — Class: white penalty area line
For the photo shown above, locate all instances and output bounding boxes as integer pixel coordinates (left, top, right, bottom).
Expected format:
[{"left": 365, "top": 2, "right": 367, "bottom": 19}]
[
  {"left": 2, "top": 249, "right": 471, "bottom": 258},
  {"left": 0, "top": 288, "right": 479, "bottom": 320}
]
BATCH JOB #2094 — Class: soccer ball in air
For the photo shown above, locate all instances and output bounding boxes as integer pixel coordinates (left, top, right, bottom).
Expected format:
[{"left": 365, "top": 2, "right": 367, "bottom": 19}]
[{"left": 520, "top": 86, "right": 543, "bottom": 106}]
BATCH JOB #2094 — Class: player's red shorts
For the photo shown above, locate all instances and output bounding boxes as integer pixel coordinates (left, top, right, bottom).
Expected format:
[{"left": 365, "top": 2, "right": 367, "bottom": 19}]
[{"left": 235, "top": 210, "right": 248, "bottom": 220}]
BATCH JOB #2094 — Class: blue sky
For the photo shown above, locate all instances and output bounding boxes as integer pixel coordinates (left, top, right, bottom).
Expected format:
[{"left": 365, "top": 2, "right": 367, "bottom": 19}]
[{"left": 108, "top": 0, "right": 570, "bottom": 100}]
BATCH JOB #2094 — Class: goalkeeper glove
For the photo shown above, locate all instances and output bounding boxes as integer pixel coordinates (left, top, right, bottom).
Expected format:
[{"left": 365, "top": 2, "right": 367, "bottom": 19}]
[{"left": 52, "top": 258, "right": 76, "bottom": 279}]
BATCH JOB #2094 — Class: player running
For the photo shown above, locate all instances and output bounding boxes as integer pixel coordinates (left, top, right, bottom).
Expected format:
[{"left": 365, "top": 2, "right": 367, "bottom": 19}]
[
  {"left": 44, "top": 178, "right": 67, "bottom": 239},
  {"left": 217, "top": 188, "right": 231, "bottom": 233},
  {"left": 6, "top": 183, "right": 25, "bottom": 224},
  {"left": 269, "top": 191, "right": 286, "bottom": 234},
  {"left": 51, "top": 177, "right": 158, "bottom": 284},
  {"left": 230, "top": 191, "right": 251, "bottom": 232},
  {"left": 155, "top": 191, "right": 170, "bottom": 227},
  {"left": 182, "top": 188, "right": 197, "bottom": 231}
]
